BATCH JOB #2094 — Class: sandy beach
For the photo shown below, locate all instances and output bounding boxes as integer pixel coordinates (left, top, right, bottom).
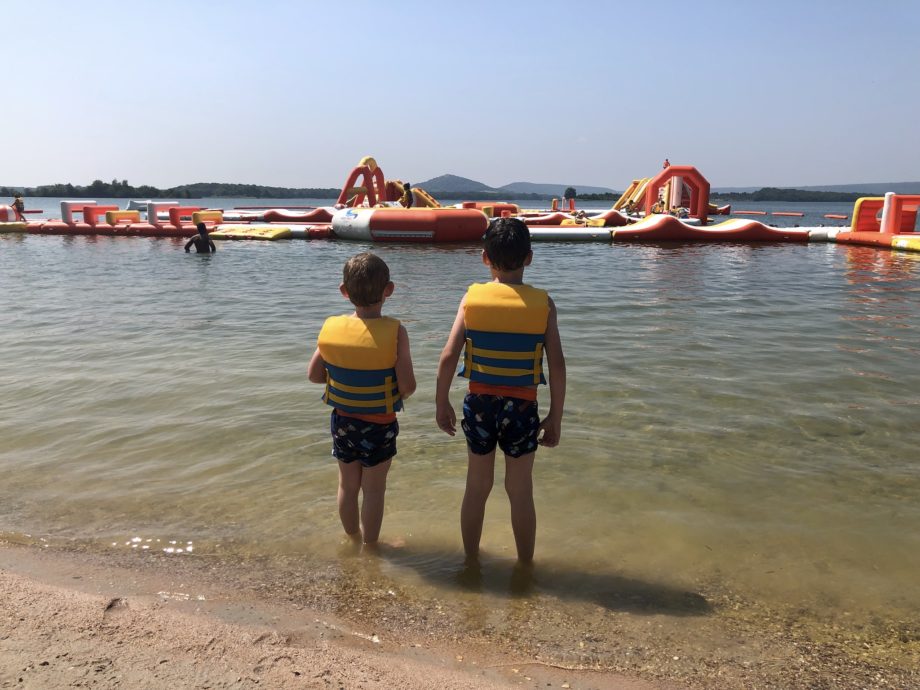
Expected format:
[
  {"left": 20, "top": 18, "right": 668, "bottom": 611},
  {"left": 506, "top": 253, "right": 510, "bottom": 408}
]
[
  {"left": 0, "top": 542, "right": 673, "bottom": 690},
  {"left": 2, "top": 539, "right": 918, "bottom": 690}
]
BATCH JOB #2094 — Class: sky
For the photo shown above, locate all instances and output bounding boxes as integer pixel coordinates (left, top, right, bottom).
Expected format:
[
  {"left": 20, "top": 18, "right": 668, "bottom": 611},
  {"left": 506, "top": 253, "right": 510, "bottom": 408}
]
[{"left": 4, "top": 0, "right": 919, "bottom": 190}]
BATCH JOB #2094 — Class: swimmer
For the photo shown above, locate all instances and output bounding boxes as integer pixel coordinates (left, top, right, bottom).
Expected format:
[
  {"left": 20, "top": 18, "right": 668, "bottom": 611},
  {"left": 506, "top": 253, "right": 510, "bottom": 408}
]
[{"left": 184, "top": 222, "right": 216, "bottom": 253}]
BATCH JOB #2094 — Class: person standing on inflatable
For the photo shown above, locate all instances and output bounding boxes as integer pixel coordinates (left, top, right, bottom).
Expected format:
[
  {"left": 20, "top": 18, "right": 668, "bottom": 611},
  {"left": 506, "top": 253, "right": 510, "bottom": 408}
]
[
  {"left": 184, "top": 223, "right": 216, "bottom": 253},
  {"left": 662, "top": 158, "right": 670, "bottom": 169},
  {"left": 11, "top": 194, "right": 25, "bottom": 221},
  {"left": 435, "top": 217, "right": 566, "bottom": 564},
  {"left": 401, "top": 182, "right": 414, "bottom": 209},
  {"left": 308, "top": 253, "right": 416, "bottom": 548}
]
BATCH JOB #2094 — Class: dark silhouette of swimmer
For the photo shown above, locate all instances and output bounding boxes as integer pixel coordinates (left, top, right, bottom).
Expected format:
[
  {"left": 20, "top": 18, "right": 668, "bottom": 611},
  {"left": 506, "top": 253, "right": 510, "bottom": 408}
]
[
  {"left": 185, "top": 222, "right": 216, "bottom": 253},
  {"left": 402, "top": 182, "right": 413, "bottom": 209},
  {"left": 663, "top": 158, "right": 670, "bottom": 169}
]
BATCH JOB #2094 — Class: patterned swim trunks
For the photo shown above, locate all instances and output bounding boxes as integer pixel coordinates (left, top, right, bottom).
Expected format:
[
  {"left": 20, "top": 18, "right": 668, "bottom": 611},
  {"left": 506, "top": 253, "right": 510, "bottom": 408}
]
[
  {"left": 461, "top": 393, "right": 540, "bottom": 458},
  {"left": 330, "top": 411, "right": 399, "bottom": 467}
]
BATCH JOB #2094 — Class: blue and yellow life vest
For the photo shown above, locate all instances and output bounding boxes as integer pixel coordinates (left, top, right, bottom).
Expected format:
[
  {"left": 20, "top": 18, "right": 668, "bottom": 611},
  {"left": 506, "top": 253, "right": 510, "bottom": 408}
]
[
  {"left": 458, "top": 282, "right": 549, "bottom": 386},
  {"left": 317, "top": 315, "right": 403, "bottom": 415}
]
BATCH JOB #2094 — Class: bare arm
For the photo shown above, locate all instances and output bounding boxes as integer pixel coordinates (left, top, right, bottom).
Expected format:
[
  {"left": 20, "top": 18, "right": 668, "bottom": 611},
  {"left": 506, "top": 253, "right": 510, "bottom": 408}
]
[
  {"left": 539, "top": 297, "right": 566, "bottom": 447},
  {"left": 307, "top": 347, "right": 327, "bottom": 384},
  {"left": 435, "top": 298, "right": 467, "bottom": 435},
  {"left": 395, "top": 324, "right": 416, "bottom": 400},
  {"left": 184, "top": 238, "right": 194, "bottom": 252}
]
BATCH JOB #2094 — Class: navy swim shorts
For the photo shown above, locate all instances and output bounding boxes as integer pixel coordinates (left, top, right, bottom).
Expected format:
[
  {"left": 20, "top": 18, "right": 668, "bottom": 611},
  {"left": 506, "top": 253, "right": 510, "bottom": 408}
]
[
  {"left": 461, "top": 393, "right": 539, "bottom": 458},
  {"left": 330, "top": 411, "right": 398, "bottom": 467}
]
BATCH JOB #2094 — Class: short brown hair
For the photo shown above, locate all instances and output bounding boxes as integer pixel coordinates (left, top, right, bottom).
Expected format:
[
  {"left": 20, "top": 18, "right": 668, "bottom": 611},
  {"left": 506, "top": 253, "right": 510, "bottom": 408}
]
[{"left": 342, "top": 253, "right": 391, "bottom": 306}]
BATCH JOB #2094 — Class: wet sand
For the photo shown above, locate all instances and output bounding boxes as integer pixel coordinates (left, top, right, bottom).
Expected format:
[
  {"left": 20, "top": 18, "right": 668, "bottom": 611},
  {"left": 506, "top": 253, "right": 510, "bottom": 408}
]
[
  {"left": 1, "top": 539, "right": 916, "bottom": 689},
  {"left": 0, "top": 542, "right": 670, "bottom": 690}
]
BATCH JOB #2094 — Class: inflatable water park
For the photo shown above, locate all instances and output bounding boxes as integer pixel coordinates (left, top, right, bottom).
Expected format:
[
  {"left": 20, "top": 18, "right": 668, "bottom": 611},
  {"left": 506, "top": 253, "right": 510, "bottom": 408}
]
[{"left": 2, "top": 156, "right": 919, "bottom": 252}]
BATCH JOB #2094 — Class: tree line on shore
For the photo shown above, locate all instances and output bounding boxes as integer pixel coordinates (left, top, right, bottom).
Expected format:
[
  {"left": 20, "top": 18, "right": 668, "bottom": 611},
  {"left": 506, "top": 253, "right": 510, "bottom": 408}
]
[
  {"left": 2, "top": 179, "right": 559, "bottom": 201},
  {"left": 1, "top": 180, "right": 342, "bottom": 200},
  {"left": 3, "top": 180, "right": 873, "bottom": 203}
]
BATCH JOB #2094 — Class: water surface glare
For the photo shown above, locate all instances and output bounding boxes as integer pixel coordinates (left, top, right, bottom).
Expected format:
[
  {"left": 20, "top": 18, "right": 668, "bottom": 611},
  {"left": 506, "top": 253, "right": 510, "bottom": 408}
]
[{"left": 2, "top": 233, "right": 919, "bottom": 635}]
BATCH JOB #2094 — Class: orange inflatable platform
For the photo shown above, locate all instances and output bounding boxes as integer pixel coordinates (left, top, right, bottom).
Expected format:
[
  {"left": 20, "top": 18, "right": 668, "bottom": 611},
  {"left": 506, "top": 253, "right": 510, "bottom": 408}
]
[
  {"left": 331, "top": 207, "right": 488, "bottom": 242},
  {"left": 263, "top": 208, "right": 335, "bottom": 223},
  {"left": 611, "top": 215, "right": 810, "bottom": 243},
  {"left": 834, "top": 194, "right": 920, "bottom": 250}
]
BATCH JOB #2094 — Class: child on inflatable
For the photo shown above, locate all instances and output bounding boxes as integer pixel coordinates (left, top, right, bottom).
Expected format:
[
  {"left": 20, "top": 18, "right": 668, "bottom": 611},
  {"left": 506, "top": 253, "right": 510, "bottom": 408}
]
[
  {"left": 11, "top": 194, "right": 25, "bottom": 221},
  {"left": 435, "top": 217, "right": 566, "bottom": 564},
  {"left": 308, "top": 253, "right": 416, "bottom": 549}
]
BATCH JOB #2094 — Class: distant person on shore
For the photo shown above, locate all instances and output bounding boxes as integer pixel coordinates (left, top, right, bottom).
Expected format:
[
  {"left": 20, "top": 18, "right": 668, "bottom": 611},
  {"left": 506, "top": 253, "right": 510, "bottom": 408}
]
[
  {"left": 663, "top": 158, "right": 670, "bottom": 169},
  {"left": 184, "top": 223, "right": 216, "bottom": 253},
  {"left": 11, "top": 194, "right": 25, "bottom": 221},
  {"left": 435, "top": 217, "right": 566, "bottom": 564},
  {"left": 308, "top": 253, "right": 416, "bottom": 549}
]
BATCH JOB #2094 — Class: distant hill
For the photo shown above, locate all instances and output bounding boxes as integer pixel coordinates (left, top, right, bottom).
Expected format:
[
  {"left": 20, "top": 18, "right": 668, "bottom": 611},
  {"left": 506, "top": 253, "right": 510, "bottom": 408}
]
[
  {"left": 416, "top": 174, "right": 493, "bottom": 193},
  {"left": 416, "top": 174, "right": 615, "bottom": 197},
  {"left": 499, "top": 181, "right": 616, "bottom": 195}
]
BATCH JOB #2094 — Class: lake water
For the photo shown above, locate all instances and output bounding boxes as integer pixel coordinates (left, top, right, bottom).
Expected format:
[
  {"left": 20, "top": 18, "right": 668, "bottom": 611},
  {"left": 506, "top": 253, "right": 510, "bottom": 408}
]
[{"left": 2, "top": 199, "right": 918, "bottom": 676}]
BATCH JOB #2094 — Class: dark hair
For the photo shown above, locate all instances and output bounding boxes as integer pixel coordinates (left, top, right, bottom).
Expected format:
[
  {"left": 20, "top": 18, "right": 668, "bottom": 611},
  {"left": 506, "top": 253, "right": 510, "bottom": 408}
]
[
  {"left": 196, "top": 222, "right": 208, "bottom": 236},
  {"left": 483, "top": 217, "right": 531, "bottom": 271},
  {"left": 343, "top": 252, "right": 391, "bottom": 306}
]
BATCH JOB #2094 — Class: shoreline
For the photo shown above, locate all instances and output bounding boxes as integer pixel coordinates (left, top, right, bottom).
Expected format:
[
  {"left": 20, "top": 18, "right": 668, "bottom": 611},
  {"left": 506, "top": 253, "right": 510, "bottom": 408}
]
[
  {"left": 0, "top": 541, "right": 672, "bottom": 690},
  {"left": 2, "top": 540, "right": 916, "bottom": 689}
]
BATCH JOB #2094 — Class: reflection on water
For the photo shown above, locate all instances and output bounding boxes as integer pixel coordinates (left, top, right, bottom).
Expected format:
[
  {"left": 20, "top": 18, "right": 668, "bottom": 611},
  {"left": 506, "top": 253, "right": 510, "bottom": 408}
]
[{"left": 1, "top": 234, "right": 920, "bottom": 669}]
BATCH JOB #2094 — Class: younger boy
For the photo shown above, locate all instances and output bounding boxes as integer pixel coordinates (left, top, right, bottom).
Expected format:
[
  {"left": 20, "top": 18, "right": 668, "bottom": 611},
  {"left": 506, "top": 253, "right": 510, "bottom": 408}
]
[
  {"left": 308, "top": 253, "right": 416, "bottom": 547},
  {"left": 436, "top": 218, "right": 566, "bottom": 563}
]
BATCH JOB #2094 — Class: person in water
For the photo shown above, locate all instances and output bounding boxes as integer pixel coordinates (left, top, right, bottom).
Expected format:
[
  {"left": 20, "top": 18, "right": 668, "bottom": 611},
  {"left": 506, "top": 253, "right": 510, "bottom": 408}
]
[
  {"left": 184, "top": 222, "right": 216, "bottom": 253},
  {"left": 11, "top": 194, "right": 25, "bottom": 221},
  {"left": 436, "top": 217, "right": 566, "bottom": 564},
  {"left": 308, "top": 253, "right": 416, "bottom": 548}
]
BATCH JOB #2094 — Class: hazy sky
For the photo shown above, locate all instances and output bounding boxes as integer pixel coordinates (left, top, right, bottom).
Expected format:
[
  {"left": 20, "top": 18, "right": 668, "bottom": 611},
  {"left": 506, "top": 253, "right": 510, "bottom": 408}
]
[{"left": 6, "top": 0, "right": 919, "bottom": 189}]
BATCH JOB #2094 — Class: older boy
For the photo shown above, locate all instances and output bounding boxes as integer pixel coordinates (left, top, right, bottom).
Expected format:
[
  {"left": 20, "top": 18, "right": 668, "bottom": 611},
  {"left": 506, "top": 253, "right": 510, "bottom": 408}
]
[
  {"left": 308, "top": 253, "right": 416, "bottom": 546},
  {"left": 436, "top": 218, "right": 566, "bottom": 563}
]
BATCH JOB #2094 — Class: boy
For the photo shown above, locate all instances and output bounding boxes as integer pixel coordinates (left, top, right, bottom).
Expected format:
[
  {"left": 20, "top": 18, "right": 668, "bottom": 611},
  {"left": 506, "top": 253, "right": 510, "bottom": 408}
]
[
  {"left": 436, "top": 218, "right": 566, "bottom": 563},
  {"left": 308, "top": 253, "right": 416, "bottom": 547}
]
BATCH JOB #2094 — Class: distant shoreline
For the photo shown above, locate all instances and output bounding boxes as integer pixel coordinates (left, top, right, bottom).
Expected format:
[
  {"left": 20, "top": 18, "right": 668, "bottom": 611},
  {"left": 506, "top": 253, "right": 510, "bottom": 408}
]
[{"left": 1, "top": 182, "right": 886, "bottom": 204}]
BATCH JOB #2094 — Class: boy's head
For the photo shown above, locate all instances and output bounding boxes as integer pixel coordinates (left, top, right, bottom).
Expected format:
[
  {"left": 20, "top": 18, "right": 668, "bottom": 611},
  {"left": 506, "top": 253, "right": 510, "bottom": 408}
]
[
  {"left": 196, "top": 222, "right": 208, "bottom": 237},
  {"left": 483, "top": 217, "right": 532, "bottom": 271},
  {"left": 341, "top": 252, "right": 393, "bottom": 306}
]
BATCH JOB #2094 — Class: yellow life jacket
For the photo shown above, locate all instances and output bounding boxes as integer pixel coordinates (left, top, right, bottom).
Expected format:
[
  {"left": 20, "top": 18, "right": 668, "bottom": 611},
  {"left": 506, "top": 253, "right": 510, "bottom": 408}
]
[
  {"left": 317, "top": 315, "right": 403, "bottom": 414},
  {"left": 459, "top": 282, "right": 549, "bottom": 386}
]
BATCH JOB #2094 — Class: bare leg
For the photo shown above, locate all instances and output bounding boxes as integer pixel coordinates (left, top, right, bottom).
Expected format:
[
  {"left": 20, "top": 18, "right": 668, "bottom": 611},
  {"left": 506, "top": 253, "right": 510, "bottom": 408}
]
[
  {"left": 338, "top": 460, "right": 362, "bottom": 540},
  {"left": 505, "top": 452, "right": 536, "bottom": 563},
  {"left": 461, "top": 449, "right": 496, "bottom": 559},
  {"left": 359, "top": 458, "right": 392, "bottom": 545}
]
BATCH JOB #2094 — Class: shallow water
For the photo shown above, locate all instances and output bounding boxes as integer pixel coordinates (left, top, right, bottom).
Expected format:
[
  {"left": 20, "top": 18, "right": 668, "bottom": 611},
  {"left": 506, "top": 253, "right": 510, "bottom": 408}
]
[{"left": 2, "top": 230, "right": 919, "bottom": 666}]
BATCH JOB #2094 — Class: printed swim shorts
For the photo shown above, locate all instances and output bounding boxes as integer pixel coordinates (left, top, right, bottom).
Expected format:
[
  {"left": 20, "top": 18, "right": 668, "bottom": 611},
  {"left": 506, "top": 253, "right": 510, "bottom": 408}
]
[
  {"left": 330, "top": 411, "right": 399, "bottom": 467},
  {"left": 461, "top": 393, "right": 540, "bottom": 458}
]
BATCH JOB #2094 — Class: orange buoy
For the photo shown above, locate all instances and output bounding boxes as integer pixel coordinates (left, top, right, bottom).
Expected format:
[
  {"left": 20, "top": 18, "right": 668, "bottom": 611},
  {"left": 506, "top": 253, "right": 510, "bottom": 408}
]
[
  {"left": 824, "top": 214, "right": 848, "bottom": 220},
  {"left": 772, "top": 211, "right": 805, "bottom": 217},
  {"left": 735, "top": 210, "right": 767, "bottom": 216}
]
